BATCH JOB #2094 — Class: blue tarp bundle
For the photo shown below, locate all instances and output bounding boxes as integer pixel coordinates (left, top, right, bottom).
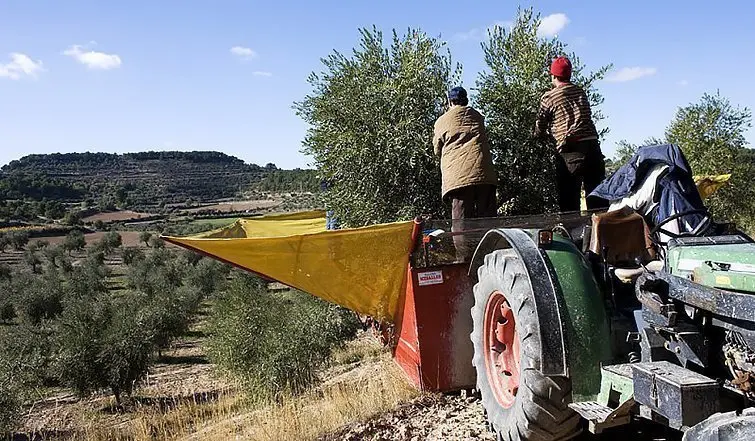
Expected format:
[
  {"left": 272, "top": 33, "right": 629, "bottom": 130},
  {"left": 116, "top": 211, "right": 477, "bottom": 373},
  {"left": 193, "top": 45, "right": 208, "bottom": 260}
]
[{"left": 590, "top": 144, "right": 707, "bottom": 231}]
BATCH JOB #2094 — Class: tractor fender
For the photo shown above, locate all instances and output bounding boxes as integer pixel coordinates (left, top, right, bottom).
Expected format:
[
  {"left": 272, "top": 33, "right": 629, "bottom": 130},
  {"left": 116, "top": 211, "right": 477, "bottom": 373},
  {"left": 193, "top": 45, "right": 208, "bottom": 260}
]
[
  {"left": 469, "top": 228, "right": 569, "bottom": 377},
  {"left": 469, "top": 228, "right": 612, "bottom": 399}
]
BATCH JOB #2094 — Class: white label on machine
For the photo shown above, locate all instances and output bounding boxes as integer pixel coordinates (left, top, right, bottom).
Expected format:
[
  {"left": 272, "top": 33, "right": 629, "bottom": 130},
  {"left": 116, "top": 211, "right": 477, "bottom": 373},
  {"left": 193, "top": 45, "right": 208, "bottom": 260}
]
[{"left": 418, "top": 270, "right": 444, "bottom": 286}]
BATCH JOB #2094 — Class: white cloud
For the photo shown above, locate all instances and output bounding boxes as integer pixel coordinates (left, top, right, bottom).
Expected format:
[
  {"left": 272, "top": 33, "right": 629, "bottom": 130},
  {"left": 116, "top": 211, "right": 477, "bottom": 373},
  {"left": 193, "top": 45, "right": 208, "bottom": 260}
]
[
  {"left": 63, "top": 44, "right": 122, "bottom": 70},
  {"left": 453, "top": 28, "right": 483, "bottom": 42},
  {"left": 454, "top": 20, "right": 512, "bottom": 42},
  {"left": 230, "top": 46, "right": 257, "bottom": 59},
  {"left": 605, "top": 67, "right": 658, "bottom": 83},
  {"left": 252, "top": 71, "right": 272, "bottom": 77},
  {"left": 537, "top": 13, "right": 570, "bottom": 37},
  {"left": 572, "top": 36, "right": 588, "bottom": 46},
  {"left": 678, "top": 79, "right": 689, "bottom": 87},
  {"left": 0, "top": 53, "right": 44, "bottom": 80}
]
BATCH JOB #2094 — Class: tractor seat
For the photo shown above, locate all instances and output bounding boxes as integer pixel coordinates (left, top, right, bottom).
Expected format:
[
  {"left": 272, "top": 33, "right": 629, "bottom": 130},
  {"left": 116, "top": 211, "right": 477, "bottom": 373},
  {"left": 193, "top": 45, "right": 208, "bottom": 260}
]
[
  {"left": 589, "top": 207, "right": 661, "bottom": 283},
  {"left": 590, "top": 207, "right": 656, "bottom": 265}
]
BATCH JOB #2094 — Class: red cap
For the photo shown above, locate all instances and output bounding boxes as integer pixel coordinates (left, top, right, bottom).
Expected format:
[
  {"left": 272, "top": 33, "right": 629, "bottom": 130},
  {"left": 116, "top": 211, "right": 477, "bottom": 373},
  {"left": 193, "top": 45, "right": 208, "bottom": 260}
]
[{"left": 550, "top": 56, "right": 572, "bottom": 79}]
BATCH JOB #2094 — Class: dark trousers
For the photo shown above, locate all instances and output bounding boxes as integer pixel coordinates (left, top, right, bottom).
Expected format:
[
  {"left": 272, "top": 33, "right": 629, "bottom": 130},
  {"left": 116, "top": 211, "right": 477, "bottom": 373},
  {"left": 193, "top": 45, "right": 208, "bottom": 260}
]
[
  {"left": 448, "top": 184, "right": 497, "bottom": 261},
  {"left": 555, "top": 139, "right": 609, "bottom": 212}
]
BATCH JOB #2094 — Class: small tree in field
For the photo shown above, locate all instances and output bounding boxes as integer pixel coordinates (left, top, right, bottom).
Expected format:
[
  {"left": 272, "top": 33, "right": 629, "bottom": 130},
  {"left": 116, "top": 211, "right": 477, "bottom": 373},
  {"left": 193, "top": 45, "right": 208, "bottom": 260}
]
[
  {"left": 24, "top": 248, "right": 41, "bottom": 274},
  {"left": 62, "top": 230, "right": 86, "bottom": 256},
  {"left": 0, "top": 234, "right": 9, "bottom": 253},
  {"left": 93, "top": 231, "right": 122, "bottom": 256},
  {"left": 8, "top": 231, "right": 30, "bottom": 251},
  {"left": 665, "top": 92, "right": 754, "bottom": 231},
  {"left": 139, "top": 231, "right": 152, "bottom": 247},
  {"left": 121, "top": 247, "right": 145, "bottom": 266},
  {"left": 295, "top": 27, "right": 461, "bottom": 226},
  {"left": 148, "top": 236, "right": 165, "bottom": 249},
  {"left": 0, "top": 264, "right": 11, "bottom": 282},
  {"left": 55, "top": 298, "right": 154, "bottom": 406},
  {"left": 475, "top": 7, "right": 610, "bottom": 215}
]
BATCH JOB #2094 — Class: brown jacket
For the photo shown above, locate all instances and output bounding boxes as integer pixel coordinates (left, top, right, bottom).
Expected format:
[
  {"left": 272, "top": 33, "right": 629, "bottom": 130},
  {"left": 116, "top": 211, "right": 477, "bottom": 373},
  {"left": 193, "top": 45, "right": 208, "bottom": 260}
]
[{"left": 433, "top": 105, "right": 497, "bottom": 199}]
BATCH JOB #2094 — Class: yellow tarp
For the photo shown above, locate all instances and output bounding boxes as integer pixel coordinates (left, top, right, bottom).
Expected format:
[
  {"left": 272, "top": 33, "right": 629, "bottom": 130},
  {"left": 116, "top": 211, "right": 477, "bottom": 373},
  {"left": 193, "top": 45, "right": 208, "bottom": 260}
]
[
  {"left": 163, "top": 211, "right": 415, "bottom": 322},
  {"left": 694, "top": 174, "right": 731, "bottom": 200}
]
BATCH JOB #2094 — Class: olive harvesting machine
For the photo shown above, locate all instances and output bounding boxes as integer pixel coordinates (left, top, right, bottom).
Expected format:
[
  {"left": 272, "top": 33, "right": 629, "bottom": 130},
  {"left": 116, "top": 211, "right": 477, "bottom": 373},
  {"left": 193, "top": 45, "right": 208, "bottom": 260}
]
[{"left": 165, "top": 144, "right": 755, "bottom": 440}]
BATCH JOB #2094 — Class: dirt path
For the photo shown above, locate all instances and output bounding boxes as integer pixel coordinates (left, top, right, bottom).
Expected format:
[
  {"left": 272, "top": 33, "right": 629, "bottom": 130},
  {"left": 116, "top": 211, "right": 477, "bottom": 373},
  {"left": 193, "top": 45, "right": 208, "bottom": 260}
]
[
  {"left": 321, "top": 393, "right": 495, "bottom": 441},
  {"left": 321, "top": 393, "right": 682, "bottom": 441}
]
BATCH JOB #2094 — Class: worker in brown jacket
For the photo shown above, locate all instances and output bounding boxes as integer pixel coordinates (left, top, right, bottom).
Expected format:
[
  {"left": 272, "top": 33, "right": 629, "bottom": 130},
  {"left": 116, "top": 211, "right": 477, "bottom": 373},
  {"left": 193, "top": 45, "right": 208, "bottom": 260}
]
[
  {"left": 433, "top": 86, "right": 498, "bottom": 260},
  {"left": 534, "top": 56, "right": 608, "bottom": 211}
]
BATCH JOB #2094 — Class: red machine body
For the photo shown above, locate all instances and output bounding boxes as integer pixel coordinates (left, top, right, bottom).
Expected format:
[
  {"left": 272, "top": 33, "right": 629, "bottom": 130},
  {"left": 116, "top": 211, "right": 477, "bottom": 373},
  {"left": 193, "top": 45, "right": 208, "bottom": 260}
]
[{"left": 392, "top": 263, "right": 477, "bottom": 392}]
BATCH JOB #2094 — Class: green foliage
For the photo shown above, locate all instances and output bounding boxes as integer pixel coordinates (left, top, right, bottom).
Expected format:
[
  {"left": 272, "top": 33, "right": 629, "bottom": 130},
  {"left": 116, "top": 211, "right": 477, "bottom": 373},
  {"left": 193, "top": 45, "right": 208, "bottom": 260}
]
[
  {"left": 256, "top": 168, "right": 320, "bottom": 193},
  {"left": 99, "top": 231, "right": 123, "bottom": 255},
  {"left": 295, "top": 27, "right": 461, "bottom": 226},
  {"left": 65, "top": 258, "right": 109, "bottom": 299},
  {"left": 42, "top": 244, "right": 70, "bottom": 272},
  {"left": 0, "top": 264, "right": 11, "bottom": 282},
  {"left": 0, "top": 382, "right": 19, "bottom": 434},
  {"left": 0, "top": 234, "right": 9, "bottom": 253},
  {"left": 62, "top": 229, "right": 86, "bottom": 255},
  {"left": 139, "top": 231, "right": 152, "bottom": 247},
  {"left": 187, "top": 258, "right": 229, "bottom": 295},
  {"left": 665, "top": 92, "right": 754, "bottom": 230},
  {"left": 12, "top": 272, "right": 64, "bottom": 325},
  {"left": 0, "top": 151, "right": 268, "bottom": 212},
  {"left": 7, "top": 230, "right": 30, "bottom": 251},
  {"left": 0, "top": 281, "right": 15, "bottom": 323},
  {"left": 149, "top": 236, "right": 166, "bottom": 249},
  {"left": 121, "top": 247, "right": 145, "bottom": 265},
  {"left": 24, "top": 248, "right": 41, "bottom": 273},
  {"left": 0, "top": 241, "right": 219, "bottom": 411},
  {"left": 63, "top": 210, "right": 82, "bottom": 226},
  {"left": 207, "top": 275, "right": 360, "bottom": 402},
  {"left": 475, "top": 7, "right": 610, "bottom": 215}
]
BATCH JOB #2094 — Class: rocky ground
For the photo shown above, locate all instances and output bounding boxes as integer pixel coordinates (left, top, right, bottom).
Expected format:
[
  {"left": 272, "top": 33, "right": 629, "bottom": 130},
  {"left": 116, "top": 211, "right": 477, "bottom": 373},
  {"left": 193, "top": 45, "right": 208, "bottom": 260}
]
[{"left": 321, "top": 393, "right": 683, "bottom": 441}]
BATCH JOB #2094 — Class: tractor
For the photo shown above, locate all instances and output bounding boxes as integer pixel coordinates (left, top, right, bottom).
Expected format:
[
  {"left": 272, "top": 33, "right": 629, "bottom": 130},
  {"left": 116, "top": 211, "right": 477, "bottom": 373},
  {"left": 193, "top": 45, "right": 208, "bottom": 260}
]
[
  {"left": 165, "top": 144, "right": 755, "bottom": 440},
  {"left": 440, "top": 144, "right": 755, "bottom": 440}
]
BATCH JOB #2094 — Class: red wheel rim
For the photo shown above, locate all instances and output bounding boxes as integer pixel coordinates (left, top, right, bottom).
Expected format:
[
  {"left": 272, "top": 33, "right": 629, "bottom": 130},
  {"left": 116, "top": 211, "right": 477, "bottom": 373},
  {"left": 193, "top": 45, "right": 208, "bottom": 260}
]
[{"left": 482, "top": 290, "right": 521, "bottom": 409}]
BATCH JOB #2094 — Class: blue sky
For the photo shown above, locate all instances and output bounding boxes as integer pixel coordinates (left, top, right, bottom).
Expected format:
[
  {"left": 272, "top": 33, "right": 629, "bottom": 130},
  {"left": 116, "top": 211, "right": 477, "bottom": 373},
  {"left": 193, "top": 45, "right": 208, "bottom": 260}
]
[{"left": 1, "top": 0, "right": 753, "bottom": 169}]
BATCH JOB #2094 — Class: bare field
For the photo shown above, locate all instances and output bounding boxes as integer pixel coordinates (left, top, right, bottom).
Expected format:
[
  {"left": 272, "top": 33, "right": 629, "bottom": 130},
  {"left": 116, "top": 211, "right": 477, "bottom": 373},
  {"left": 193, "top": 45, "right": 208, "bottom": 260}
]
[
  {"left": 82, "top": 210, "right": 155, "bottom": 223},
  {"left": 185, "top": 200, "right": 280, "bottom": 213},
  {"left": 31, "top": 231, "right": 177, "bottom": 248}
]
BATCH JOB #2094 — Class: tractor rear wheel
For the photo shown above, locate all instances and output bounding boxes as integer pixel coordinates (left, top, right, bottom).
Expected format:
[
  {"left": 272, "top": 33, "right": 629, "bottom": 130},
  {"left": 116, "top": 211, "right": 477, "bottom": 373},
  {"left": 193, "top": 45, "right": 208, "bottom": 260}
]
[{"left": 471, "top": 249, "right": 580, "bottom": 441}]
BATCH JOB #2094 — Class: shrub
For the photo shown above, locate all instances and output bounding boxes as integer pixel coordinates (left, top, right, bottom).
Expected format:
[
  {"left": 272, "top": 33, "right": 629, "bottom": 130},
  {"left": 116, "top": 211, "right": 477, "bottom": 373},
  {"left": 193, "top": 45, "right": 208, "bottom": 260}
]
[
  {"left": 0, "top": 282, "right": 15, "bottom": 323},
  {"left": 0, "top": 263, "right": 11, "bottom": 282},
  {"left": 93, "top": 231, "right": 122, "bottom": 256},
  {"left": 207, "top": 275, "right": 360, "bottom": 402},
  {"left": 121, "top": 247, "right": 145, "bottom": 266},
  {"left": 139, "top": 231, "right": 152, "bottom": 247},
  {"left": 0, "top": 233, "right": 9, "bottom": 253},
  {"left": 12, "top": 272, "right": 64, "bottom": 325},
  {"left": 7, "top": 230, "right": 29, "bottom": 251},
  {"left": 65, "top": 259, "right": 109, "bottom": 299},
  {"left": 24, "top": 248, "right": 42, "bottom": 273},
  {"left": 62, "top": 229, "right": 86, "bottom": 255},
  {"left": 0, "top": 381, "right": 19, "bottom": 434},
  {"left": 148, "top": 236, "right": 165, "bottom": 249},
  {"left": 187, "top": 258, "right": 228, "bottom": 295},
  {"left": 54, "top": 297, "right": 154, "bottom": 405}
]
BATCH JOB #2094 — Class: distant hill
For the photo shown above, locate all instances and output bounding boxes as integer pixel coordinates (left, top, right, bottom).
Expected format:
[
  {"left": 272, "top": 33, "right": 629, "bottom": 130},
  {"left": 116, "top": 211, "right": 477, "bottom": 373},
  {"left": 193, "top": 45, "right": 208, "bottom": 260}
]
[{"left": 0, "top": 151, "right": 313, "bottom": 210}]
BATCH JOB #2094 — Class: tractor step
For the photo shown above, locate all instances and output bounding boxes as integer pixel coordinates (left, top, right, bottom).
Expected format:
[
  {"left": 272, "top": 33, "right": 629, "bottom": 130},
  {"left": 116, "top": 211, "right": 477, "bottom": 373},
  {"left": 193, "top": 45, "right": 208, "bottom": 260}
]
[{"left": 569, "top": 398, "right": 635, "bottom": 434}]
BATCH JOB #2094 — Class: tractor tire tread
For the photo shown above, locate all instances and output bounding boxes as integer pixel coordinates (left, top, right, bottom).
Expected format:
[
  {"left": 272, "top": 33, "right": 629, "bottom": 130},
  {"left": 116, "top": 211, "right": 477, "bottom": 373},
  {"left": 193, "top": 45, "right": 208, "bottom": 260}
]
[{"left": 471, "top": 249, "right": 580, "bottom": 441}]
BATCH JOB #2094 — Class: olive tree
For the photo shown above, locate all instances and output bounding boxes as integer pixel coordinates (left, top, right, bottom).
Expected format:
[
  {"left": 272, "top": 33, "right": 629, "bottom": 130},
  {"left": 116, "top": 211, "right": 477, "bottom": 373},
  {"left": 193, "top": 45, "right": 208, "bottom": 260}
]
[
  {"left": 62, "top": 230, "right": 86, "bottom": 255},
  {"left": 474, "top": 7, "right": 610, "bottom": 215},
  {"left": 295, "top": 27, "right": 461, "bottom": 226},
  {"left": 665, "top": 92, "right": 754, "bottom": 231}
]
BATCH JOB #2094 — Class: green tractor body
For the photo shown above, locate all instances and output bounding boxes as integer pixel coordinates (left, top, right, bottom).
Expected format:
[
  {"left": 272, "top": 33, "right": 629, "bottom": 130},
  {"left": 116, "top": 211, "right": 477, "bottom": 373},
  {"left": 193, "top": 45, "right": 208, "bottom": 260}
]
[{"left": 666, "top": 237, "right": 755, "bottom": 293}]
